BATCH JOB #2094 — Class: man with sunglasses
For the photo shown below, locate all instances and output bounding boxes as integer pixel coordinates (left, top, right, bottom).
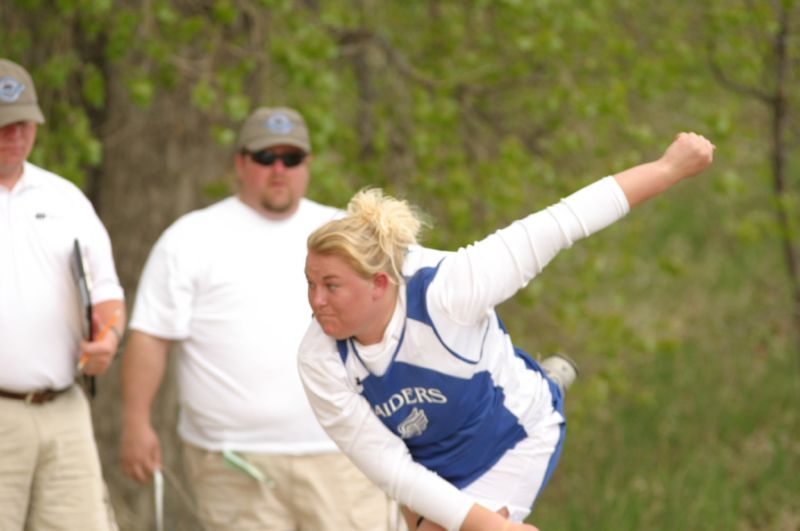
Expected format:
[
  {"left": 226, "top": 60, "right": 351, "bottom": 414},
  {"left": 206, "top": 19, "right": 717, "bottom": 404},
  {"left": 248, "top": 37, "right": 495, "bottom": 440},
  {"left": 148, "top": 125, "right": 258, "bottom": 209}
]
[{"left": 119, "top": 107, "right": 393, "bottom": 530}]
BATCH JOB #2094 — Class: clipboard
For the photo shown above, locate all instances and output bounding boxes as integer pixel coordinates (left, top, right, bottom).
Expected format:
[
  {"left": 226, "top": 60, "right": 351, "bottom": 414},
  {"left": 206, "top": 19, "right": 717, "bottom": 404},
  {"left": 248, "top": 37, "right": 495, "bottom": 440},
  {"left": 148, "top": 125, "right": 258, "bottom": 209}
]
[{"left": 71, "top": 239, "right": 96, "bottom": 397}]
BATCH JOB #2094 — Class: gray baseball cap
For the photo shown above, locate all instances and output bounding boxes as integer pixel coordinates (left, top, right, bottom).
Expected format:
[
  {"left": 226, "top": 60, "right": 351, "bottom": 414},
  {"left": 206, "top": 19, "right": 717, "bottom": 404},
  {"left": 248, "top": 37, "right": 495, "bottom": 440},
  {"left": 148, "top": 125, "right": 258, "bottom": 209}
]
[
  {"left": 0, "top": 59, "right": 45, "bottom": 128},
  {"left": 236, "top": 106, "right": 311, "bottom": 153}
]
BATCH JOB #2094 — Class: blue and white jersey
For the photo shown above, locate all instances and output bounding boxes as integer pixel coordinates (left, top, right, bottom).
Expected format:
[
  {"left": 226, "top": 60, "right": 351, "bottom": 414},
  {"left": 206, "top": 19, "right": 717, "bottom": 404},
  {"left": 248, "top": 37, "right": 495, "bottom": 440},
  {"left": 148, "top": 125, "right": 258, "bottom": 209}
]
[
  {"left": 336, "top": 260, "right": 561, "bottom": 489},
  {"left": 299, "top": 176, "right": 630, "bottom": 531}
]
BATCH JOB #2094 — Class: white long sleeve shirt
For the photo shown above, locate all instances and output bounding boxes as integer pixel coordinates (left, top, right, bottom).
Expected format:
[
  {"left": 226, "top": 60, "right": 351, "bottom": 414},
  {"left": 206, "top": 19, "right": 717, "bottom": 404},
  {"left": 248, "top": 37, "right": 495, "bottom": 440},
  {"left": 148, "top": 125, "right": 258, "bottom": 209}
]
[{"left": 298, "top": 176, "right": 629, "bottom": 530}]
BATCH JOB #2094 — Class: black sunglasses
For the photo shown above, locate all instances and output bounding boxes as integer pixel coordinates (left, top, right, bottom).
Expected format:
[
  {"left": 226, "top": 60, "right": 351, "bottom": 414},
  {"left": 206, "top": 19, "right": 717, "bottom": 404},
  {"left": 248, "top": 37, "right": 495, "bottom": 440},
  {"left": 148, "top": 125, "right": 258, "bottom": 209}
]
[{"left": 249, "top": 150, "right": 306, "bottom": 168}]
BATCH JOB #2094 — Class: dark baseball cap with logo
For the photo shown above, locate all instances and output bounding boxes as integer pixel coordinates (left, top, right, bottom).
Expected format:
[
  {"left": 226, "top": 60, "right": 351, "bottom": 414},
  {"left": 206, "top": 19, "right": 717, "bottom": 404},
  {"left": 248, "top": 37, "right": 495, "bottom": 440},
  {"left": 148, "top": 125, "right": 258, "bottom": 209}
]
[
  {"left": 236, "top": 107, "right": 311, "bottom": 154},
  {"left": 0, "top": 59, "right": 45, "bottom": 128}
]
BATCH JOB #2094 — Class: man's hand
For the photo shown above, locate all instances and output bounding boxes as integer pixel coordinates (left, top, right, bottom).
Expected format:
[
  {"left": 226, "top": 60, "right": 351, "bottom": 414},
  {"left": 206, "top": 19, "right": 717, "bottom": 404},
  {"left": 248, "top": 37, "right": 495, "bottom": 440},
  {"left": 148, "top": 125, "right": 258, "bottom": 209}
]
[
  {"left": 120, "top": 421, "right": 162, "bottom": 483},
  {"left": 79, "top": 302, "right": 125, "bottom": 375},
  {"left": 79, "top": 311, "right": 121, "bottom": 375}
]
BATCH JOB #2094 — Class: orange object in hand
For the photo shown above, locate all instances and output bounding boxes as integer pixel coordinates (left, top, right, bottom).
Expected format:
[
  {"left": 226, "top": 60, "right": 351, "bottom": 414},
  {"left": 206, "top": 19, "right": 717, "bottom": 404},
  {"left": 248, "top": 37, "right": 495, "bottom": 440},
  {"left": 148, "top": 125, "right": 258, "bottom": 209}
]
[{"left": 78, "top": 310, "right": 121, "bottom": 370}]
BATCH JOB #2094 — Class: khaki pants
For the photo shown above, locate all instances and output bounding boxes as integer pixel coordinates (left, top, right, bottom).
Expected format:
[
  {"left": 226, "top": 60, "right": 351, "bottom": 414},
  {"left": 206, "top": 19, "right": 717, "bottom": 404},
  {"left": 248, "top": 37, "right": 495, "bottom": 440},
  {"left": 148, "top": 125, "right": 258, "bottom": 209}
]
[
  {"left": 183, "top": 442, "right": 394, "bottom": 531},
  {"left": 0, "top": 386, "right": 117, "bottom": 531}
]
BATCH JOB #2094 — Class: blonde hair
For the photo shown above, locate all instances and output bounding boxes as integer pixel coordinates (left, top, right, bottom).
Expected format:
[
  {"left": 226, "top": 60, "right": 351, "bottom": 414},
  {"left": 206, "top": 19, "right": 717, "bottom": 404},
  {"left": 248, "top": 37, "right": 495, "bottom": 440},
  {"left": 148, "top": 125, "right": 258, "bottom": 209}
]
[{"left": 308, "top": 188, "right": 427, "bottom": 284}]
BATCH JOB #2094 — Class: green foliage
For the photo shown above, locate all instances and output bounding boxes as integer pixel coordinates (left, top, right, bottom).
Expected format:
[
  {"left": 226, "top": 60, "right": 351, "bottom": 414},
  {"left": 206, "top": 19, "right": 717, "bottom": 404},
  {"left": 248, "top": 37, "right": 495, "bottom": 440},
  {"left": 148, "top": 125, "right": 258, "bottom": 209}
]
[
  {"left": 211, "top": 0, "right": 237, "bottom": 25},
  {"left": 81, "top": 64, "right": 106, "bottom": 109},
  {"left": 126, "top": 76, "right": 155, "bottom": 107},
  {"left": 538, "top": 337, "right": 800, "bottom": 531},
  {"left": 190, "top": 81, "right": 217, "bottom": 111},
  {"left": 105, "top": 10, "right": 140, "bottom": 61},
  {"left": 202, "top": 178, "right": 233, "bottom": 201},
  {"left": 31, "top": 104, "right": 102, "bottom": 187}
]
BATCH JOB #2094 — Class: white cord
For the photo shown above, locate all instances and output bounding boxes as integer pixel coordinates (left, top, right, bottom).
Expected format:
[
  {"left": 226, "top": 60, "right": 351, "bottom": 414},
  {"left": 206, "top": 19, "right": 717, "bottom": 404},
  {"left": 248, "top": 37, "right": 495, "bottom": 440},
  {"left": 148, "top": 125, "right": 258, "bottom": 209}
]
[{"left": 153, "top": 469, "right": 164, "bottom": 531}]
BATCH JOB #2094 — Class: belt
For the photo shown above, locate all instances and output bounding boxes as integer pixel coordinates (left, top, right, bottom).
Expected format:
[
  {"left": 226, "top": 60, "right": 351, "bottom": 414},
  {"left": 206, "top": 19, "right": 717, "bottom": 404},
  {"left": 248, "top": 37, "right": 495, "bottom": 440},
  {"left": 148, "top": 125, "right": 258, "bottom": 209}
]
[{"left": 0, "top": 386, "right": 72, "bottom": 404}]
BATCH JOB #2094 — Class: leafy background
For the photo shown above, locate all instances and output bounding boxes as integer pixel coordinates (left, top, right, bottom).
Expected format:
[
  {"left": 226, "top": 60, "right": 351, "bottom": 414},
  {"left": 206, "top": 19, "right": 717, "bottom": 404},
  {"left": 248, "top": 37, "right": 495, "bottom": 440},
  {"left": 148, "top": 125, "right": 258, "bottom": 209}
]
[{"left": 2, "top": 1, "right": 798, "bottom": 529}]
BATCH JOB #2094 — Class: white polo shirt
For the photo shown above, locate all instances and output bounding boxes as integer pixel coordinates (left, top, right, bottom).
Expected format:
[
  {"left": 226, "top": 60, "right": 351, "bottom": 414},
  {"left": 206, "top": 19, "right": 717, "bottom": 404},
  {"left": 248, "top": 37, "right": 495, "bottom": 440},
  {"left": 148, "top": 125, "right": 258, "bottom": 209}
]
[
  {"left": 130, "top": 196, "right": 341, "bottom": 453},
  {"left": 0, "top": 162, "right": 124, "bottom": 392}
]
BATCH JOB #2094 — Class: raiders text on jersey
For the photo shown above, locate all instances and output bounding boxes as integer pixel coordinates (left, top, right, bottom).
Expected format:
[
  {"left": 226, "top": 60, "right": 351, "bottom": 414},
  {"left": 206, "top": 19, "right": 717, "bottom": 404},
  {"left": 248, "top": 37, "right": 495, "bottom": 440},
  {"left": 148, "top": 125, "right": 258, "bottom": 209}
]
[{"left": 372, "top": 387, "right": 447, "bottom": 418}]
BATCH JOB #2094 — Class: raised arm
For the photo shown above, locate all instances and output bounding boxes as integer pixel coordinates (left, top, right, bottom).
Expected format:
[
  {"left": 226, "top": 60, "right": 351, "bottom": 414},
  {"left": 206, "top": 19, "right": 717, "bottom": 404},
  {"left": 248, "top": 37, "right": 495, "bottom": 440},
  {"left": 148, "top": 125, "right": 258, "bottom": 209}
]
[
  {"left": 428, "top": 132, "right": 714, "bottom": 329},
  {"left": 614, "top": 132, "right": 714, "bottom": 208}
]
